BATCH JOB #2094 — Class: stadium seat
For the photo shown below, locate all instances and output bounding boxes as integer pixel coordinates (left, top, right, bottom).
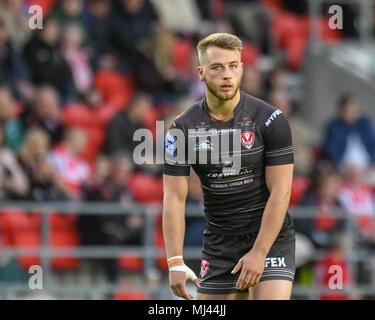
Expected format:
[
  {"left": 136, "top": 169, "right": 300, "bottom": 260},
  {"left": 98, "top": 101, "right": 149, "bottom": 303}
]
[
  {"left": 81, "top": 127, "right": 105, "bottom": 166},
  {"left": 94, "top": 70, "right": 135, "bottom": 110},
  {"left": 118, "top": 254, "right": 143, "bottom": 272},
  {"left": 61, "top": 103, "right": 94, "bottom": 128},
  {"left": 290, "top": 175, "right": 310, "bottom": 207},
  {"left": 91, "top": 103, "right": 119, "bottom": 129},
  {"left": 27, "top": 0, "right": 57, "bottom": 17},
  {"left": 261, "top": 0, "right": 283, "bottom": 12},
  {"left": 114, "top": 281, "right": 150, "bottom": 300},
  {"left": 49, "top": 213, "right": 80, "bottom": 271},
  {"left": 128, "top": 174, "right": 163, "bottom": 204},
  {"left": 172, "top": 38, "right": 194, "bottom": 76},
  {"left": 13, "top": 231, "right": 41, "bottom": 270},
  {"left": 241, "top": 42, "right": 261, "bottom": 67},
  {"left": 154, "top": 214, "right": 168, "bottom": 272},
  {"left": 0, "top": 209, "right": 42, "bottom": 270}
]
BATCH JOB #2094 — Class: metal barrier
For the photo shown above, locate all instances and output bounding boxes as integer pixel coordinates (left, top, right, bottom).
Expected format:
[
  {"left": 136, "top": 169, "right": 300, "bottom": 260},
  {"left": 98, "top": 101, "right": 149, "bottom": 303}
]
[{"left": 0, "top": 201, "right": 374, "bottom": 299}]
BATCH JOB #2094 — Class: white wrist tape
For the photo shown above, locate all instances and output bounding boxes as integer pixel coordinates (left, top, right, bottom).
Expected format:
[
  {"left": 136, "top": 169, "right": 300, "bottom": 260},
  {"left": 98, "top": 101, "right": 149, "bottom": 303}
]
[{"left": 169, "top": 264, "right": 198, "bottom": 281}]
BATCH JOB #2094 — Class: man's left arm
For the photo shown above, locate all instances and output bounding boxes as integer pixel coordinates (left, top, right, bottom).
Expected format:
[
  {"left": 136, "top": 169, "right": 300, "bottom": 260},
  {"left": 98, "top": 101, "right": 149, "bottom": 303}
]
[
  {"left": 232, "top": 109, "right": 294, "bottom": 290},
  {"left": 232, "top": 164, "right": 294, "bottom": 290}
]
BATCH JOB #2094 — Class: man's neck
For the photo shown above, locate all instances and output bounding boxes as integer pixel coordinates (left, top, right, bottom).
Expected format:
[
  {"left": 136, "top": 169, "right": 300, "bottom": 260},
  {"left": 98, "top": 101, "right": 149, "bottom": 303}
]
[{"left": 206, "top": 89, "right": 241, "bottom": 122}]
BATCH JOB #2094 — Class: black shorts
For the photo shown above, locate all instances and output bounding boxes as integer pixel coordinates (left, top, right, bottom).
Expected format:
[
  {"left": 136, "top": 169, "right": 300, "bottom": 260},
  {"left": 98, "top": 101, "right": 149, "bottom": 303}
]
[{"left": 197, "top": 226, "right": 296, "bottom": 295}]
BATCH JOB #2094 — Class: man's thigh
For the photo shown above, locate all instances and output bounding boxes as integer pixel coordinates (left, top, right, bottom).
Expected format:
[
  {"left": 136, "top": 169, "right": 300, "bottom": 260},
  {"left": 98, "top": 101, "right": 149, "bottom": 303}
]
[
  {"left": 250, "top": 280, "right": 293, "bottom": 300},
  {"left": 197, "top": 292, "right": 249, "bottom": 300}
]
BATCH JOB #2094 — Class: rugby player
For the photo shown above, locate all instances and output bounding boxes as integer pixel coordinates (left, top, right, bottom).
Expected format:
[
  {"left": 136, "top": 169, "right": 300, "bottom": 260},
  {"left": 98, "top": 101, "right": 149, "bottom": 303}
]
[{"left": 162, "top": 33, "right": 295, "bottom": 300}]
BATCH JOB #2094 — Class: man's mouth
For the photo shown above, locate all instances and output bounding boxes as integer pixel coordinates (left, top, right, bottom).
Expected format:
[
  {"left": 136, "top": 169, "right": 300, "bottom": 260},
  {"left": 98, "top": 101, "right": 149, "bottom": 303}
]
[{"left": 221, "top": 84, "right": 233, "bottom": 91}]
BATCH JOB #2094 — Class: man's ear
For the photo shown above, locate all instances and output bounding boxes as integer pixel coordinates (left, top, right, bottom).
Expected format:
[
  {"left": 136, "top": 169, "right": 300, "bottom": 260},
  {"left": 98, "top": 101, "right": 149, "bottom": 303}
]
[{"left": 197, "top": 66, "right": 204, "bottom": 81}]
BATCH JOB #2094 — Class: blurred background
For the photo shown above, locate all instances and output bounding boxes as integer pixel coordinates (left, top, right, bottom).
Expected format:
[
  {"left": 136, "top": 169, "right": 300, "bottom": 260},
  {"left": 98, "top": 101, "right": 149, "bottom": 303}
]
[{"left": 1, "top": 0, "right": 375, "bottom": 300}]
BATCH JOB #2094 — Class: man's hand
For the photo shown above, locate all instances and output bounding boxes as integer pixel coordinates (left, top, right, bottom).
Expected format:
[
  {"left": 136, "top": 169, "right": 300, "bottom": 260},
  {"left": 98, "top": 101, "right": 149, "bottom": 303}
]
[
  {"left": 231, "top": 250, "right": 266, "bottom": 290},
  {"left": 169, "top": 268, "right": 201, "bottom": 300}
]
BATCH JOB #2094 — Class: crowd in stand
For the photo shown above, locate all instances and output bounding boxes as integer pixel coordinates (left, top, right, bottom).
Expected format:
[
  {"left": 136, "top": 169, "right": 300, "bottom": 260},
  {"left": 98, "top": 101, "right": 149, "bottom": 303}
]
[{"left": 1, "top": 0, "right": 375, "bottom": 299}]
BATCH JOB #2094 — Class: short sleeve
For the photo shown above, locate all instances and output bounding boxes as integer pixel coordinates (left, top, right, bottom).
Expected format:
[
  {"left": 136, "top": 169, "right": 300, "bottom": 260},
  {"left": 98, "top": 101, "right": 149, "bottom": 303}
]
[
  {"left": 163, "top": 120, "right": 191, "bottom": 176},
  {"left": 263, "top": 110, "right": 294, "bottom": 166}
]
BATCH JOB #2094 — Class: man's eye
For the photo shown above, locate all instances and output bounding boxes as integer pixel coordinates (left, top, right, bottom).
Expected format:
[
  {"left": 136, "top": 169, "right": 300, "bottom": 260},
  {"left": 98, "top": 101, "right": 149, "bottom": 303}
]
[
  {"left": 213, "top": 66, "right": 221, "bottom": 70},
  {"left": 230, "top": 64, "right": 238, "bottom": 69}
]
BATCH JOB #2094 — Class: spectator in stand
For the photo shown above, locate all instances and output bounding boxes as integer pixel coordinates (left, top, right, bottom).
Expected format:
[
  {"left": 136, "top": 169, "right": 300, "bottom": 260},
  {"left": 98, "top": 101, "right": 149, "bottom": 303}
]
[
  {"left": 0, "top": 0, "right": 31, "bottom": 52},
  {"left": 337, "top": 162, "right": 375, "bottom": 246},
  {"left": 0, "top": 85, "right": 24, "bottom": 150},
  {"left": 110, "top": 0, "right": 159, "bottom": 74},
  {"left": 49, "top": 0, "right": 89, "bottom": 47},
  {"left": 0, "top": 15, "right": 29, "bottom": 94},
  {"left": 269, "top": 89, "right": 316, "bottom": 175},
  {"left": 0, "top": 123, "right": 29, "bottom": 200},
  {"left": 322, "top": 94, "right": 375, "bottom": 172},
  {"left": 84, "top": 0, "right": 113, "bottom": 70},
  {"left": 18, "top": 128, "right": 72, "bottom": 201},
  {"left": 61, "top": 23, "right": 93, "bottom": 97},
  {"left": 20, "top": 85, "right": 64, "bottom": 146},
  {"left": 104, "top": 92, "right": 152, "bottom": 158},
  {"left": 296, "top": 171, "right": 345, "bottom": 248},
  {"left": 22, "top": 17, "right": 73, "bottom": 98},
  {"left": 47, "top": 127, "right": 90, "bottom": 199},
  {"left": 79, "top": 154, "right": 143, "bottom": 282},
  {"left": 241, "top": 65, "right": 264, "bottom": 100}
]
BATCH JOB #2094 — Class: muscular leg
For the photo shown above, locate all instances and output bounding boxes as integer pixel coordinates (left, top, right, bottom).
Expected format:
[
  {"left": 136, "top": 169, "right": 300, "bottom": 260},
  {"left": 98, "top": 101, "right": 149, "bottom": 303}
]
[
  {"left": 197, "top": 292, "right": 249, "bottom": 300},
  {"left": 250, "top": 280, "right": 292, "bottom": 300}
]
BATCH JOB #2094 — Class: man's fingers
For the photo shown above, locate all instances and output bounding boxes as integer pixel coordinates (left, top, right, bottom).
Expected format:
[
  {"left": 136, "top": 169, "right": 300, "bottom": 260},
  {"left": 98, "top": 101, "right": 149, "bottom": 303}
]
[
  {"left": 194, "top": 278, "right": 201, "bottom": 288},
  {"left": 236, "top": 269, "right": 247, "bottom": 290},
  {"left": 231, "top": 259, "right": 242, "bottom": 275},
  {"left": 179, "top": 283, "right": 192, "bottom": 300},
  {"left": 239, "top": 272, "right": 253, "bottom": 290}
]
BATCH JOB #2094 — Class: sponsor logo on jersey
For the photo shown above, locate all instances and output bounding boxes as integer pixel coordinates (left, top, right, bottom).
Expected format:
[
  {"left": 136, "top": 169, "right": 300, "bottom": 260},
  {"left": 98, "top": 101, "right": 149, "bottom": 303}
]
[
  {"left": 265, "top": 109, "right": 282, "bottom": 127},
  {"left": 241, "top": 131, "right": 255, "bottom": 149},
  {"left": 194, "top": 140, "right": 214, "bottom": 151},
  {"left": 165, "top": 131, "right": 177, "bottom": 156},
  {"left": 200, "top": 259, "right": 209, "bottom": 278},
  {"left": 264, "top": 257, "right": 287, "bottom": 268}
]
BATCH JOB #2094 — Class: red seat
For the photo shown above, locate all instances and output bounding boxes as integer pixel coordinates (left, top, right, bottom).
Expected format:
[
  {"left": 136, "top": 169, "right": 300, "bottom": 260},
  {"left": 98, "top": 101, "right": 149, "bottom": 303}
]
[
  {"left": 154, "top": 214, "right": 168, "bottom": 272},
  {"left": 114, "top": 281, "right": 150, "bottom": 300},
  {"left": 118, "top": 254, "right": 143, "bottom": 271},
  {"left": 128, "top": 174, "right": 163, "bottom": 204},
  {"left": 94, "top": 70, "right": 134, "bottom": 110},
  {"left": 92, "top": 103, "right": 119, "bottom": 128},
  {"left": 172, "top": 38, "right": 194, "bottom": 76},
  {"left": 49, "top": 213, "right": 80, "bottom": 271},
  {"left": 61, "top": 103, "right": 94, "bottom": 128},
  {"left": 27, "top": 0, "right": 57, "bottom": 17},
  {"left": 261, "top": 0, "right": 283, "bottom": 12},
  {"left": 0, "top": 209, "right": 42, "bottom": 269},
  {"left": 81, "top": 127, "right": 105, "bottom": 165},
  {"left": 242, "top": 42, "right": 261, "bottom": 67},
  {"left": 13, "top": 231, "right": 41, "bottom": 270},
  {"left": 290, "top": 175, "right": 310, "bottom": 207}
]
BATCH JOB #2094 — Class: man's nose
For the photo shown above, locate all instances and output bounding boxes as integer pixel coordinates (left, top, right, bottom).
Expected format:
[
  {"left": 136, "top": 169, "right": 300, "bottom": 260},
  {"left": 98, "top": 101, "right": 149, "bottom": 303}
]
[{"left": 222, "top": 67, "right": 232, "bottom": 79}]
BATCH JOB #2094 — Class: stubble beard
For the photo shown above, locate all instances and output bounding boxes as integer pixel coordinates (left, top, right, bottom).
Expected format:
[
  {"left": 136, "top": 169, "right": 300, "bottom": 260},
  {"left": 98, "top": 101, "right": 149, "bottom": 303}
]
[{"left": 205, "top": 79, "right": 241, "bottom": 102}]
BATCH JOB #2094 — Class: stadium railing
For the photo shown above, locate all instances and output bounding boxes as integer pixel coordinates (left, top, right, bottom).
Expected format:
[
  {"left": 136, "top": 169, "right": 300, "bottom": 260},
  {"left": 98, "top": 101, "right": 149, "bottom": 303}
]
[{"left": 0, "top": 201, "right": 374, "bottom": 300}]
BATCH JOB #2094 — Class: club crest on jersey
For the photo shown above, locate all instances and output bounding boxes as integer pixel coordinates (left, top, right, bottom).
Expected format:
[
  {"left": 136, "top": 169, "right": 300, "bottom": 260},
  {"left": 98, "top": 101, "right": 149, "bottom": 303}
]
[
  {"left": 241, "top": 131, "right": 255, "bottom": 149},
  {"left": 200, "top": 259, "right": 209, "bottom": 278}
]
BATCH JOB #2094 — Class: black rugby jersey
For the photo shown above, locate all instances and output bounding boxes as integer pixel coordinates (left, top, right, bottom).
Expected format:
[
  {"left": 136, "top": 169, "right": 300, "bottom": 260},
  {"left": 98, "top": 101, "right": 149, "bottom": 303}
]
[{"left": 164, "top": 91, "right": 294, "bottom": 234}]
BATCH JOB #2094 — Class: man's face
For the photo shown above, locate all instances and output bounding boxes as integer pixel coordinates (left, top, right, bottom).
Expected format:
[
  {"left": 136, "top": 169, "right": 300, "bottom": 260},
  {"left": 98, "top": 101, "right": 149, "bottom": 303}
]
[
  {"left": 198, "top": 46, "right": 243, "bottom": 101},
  {"left": 340, "top": 101, "right": 359, "bottom": 124}
]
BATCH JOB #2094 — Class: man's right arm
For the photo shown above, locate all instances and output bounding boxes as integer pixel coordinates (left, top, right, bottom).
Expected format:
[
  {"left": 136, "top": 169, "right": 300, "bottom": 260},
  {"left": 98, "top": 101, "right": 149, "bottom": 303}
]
[
  {"left": 163, "top": 174, "right": 200, "bottom": 299},
  {"left": 162, "top": 174, "right": 189, "bottom": 258}
]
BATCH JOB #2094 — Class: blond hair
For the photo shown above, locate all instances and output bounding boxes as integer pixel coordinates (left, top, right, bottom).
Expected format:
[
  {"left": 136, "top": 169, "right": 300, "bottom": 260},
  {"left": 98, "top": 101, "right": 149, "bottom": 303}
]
[{"left": 197, "top": 33, "right": 243, "bottom": 64}]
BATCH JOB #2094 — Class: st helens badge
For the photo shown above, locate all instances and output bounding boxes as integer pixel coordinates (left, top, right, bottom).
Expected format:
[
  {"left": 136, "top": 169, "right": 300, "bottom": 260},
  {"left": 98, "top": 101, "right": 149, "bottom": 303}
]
[{"left": 241, "top": 131, "right": 255, "bottom": 149}]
